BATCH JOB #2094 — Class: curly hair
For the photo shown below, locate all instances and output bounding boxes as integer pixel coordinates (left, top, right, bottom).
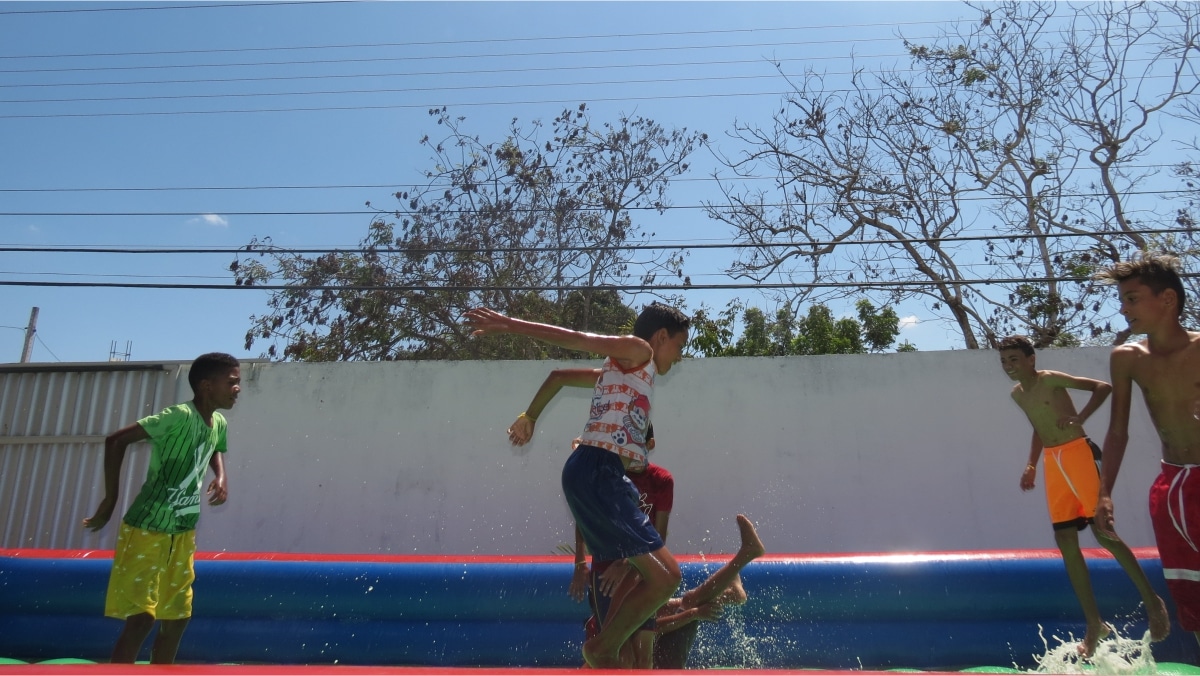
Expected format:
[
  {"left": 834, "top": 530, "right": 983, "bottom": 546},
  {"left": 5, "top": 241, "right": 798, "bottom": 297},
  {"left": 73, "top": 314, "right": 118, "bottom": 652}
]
[{"left": 997, "top": 335, "right": 1035, "bottom": 356}]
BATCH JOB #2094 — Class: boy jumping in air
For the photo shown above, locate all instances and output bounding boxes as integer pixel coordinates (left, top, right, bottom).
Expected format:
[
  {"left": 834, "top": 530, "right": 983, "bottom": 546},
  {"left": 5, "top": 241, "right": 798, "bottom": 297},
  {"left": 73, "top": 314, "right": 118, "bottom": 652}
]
[
  {"left": 467, "top": 303, "right": 689, "bottom": 668},
  {"left": 998, "top": 335, "right": 1168, "bottom": 655},
  {"left": 1096, "top": 254, "right": 1200, "bottom": 645},
  {"left": 83, "top": 352, "right": 241, "bottom": 664}
]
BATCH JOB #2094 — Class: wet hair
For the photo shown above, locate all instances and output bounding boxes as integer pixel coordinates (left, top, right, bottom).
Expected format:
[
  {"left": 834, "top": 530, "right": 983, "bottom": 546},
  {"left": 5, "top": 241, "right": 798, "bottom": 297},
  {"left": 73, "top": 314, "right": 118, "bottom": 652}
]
[
  {"left": 997, "top": 335, "right": 1035, "bottom": 357},
  {"left": 632, "top": 302, "right": 690, "bottom": 341},
  {"left": 188, "top": 352, "right": 240, "bottom": 394},
  {"left": 1095, "top": 254, "right": 1186, "bottom": 318}
]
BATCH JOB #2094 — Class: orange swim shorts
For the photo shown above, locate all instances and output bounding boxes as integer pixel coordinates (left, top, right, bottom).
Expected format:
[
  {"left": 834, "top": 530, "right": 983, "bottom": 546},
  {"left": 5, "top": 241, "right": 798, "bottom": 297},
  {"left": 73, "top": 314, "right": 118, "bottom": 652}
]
[{"left": 1042, "top": 436, "right": 1102, "bottom": 531}]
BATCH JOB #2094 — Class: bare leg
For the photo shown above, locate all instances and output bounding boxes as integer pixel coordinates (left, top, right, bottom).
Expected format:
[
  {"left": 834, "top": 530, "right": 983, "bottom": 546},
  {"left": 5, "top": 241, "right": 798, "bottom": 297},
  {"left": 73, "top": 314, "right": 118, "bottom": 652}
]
[
  {"left": 630, "top": 630, "right": 655, "bottom": 669},
  {"left": 1091, "top": 524, "right": 1170, "bottom": 642},
  {"left": 1055, "top": 528, "right": 1110, "bottom": 656},
  {"left": 150, "top": 618, "right": 189, "bottom": 664},
  {"left": 583, "top": 547, "right": 681, "bottom": 668},
  {"left": 110, "top": 613, "right": 155, "bottom": 663},
  {"left": 681, "top": 515, "right": 765, "bottom": 610}
]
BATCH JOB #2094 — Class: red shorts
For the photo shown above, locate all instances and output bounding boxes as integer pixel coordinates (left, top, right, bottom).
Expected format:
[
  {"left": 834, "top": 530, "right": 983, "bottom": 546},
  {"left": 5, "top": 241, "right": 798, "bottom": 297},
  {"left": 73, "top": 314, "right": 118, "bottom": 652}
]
[{"left": 1150, "top": 461, "right": 1200, "bottom": 631}]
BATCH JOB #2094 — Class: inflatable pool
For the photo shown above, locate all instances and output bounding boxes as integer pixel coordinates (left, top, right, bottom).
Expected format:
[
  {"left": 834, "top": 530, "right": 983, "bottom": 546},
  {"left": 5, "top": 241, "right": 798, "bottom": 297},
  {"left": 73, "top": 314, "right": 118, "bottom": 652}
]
[{"left": 2, "top": 548, "right": 1197, "bottom": 670}]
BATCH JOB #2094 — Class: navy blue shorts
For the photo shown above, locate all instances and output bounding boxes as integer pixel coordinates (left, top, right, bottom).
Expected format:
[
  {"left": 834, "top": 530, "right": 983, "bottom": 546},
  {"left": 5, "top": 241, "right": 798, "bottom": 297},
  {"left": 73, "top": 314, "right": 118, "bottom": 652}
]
[
  {"left": 587, "top": 561, "right": 656, "bottom": 633},
  {"left": 562, "top": 444, "right": 663, "bottom": 563}
]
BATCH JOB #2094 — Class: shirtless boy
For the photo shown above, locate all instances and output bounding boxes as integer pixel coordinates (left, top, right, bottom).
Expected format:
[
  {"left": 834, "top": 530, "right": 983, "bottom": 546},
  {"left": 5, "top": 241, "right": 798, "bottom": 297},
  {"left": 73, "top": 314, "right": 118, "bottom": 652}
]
[
  {"left": 1096, "top": 254, "right": 1200, "bottom": 646},
  {"left": 999, "top": 335, "right": 1168, "bottom": 655}
]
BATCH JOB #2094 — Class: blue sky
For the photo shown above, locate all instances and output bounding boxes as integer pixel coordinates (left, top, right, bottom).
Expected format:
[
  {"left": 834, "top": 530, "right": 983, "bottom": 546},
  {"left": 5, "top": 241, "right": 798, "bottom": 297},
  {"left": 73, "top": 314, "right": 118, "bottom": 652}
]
[{"left": 0, "top": 1, "right": 1159, "bottom": 363}]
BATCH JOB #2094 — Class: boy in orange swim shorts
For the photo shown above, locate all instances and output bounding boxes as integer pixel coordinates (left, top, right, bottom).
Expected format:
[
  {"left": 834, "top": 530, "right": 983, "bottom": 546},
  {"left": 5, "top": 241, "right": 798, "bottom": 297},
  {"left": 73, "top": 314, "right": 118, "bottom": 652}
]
[{"left": 999, "top": 336, "right": 1169, "bottom": 657}]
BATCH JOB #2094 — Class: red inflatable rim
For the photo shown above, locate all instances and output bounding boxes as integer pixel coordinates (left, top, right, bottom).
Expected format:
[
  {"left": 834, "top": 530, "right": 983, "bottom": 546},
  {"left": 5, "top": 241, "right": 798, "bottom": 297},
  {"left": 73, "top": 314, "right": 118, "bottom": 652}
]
[{"left": 0, "top": 547, "right": 1161, "bottom": 563}]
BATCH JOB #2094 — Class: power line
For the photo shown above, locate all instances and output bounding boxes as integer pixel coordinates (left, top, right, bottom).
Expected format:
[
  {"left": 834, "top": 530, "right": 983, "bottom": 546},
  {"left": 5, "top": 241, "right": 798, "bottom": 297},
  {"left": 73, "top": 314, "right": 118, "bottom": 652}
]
[
  {"left": 0, "top": 89, "right": 790, "bottom": 119},
  {"left": 0, "top": 162, "right": 1191, "bottom": 192},
  {"left": 0, "top": 2, "right": 354, "bottom": 16},
  {"left": 0, "top": 226, "right": 1192, "bottom": 256},
  {"left": 0, "top": 274, "right": 1194, "bottom": 293},
  {"left": 0, "top": 187, "right": 1193, "bottom": 214},
  {"left": 0, "top": 21, "right": 967, "bottom": 60},
  {"left": 0, "top": 35, "right": 920, "bottom": 77},
  {"left": 0, "top": 72, "right": 796, "bottom": 105},
  {"left": 33, "top": 334, "right": 60, "bottom": 362}
]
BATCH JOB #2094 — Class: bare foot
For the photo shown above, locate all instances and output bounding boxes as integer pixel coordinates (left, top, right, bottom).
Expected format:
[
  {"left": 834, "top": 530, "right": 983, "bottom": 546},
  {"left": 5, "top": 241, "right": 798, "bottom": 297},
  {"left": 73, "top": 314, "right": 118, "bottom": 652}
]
[
  {"left": 1148, "top": 595, "right": 1171, "bottom": 642},
  {"left": 582, "top": 637, "right": 621, "bottom": 669},
  {"left": 734, "top": 514, "right": 765, "bottom": 564},
  {"left": 1077, "top": 622, "right": 1112, "bottom": 657}
]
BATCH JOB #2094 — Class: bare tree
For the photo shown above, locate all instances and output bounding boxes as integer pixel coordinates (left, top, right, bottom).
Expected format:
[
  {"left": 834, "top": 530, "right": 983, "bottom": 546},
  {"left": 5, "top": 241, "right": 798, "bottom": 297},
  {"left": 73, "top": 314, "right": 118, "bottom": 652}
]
[{"left": 708, "top": 1, "right": 1200, "bottom": 348}]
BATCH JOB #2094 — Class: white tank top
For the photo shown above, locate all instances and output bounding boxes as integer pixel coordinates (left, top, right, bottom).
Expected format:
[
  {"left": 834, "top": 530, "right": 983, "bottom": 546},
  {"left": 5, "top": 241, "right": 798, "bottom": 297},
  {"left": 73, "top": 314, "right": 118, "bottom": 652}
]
[{"left": 576, "top": 356, "right": 655, "bottom": 469}]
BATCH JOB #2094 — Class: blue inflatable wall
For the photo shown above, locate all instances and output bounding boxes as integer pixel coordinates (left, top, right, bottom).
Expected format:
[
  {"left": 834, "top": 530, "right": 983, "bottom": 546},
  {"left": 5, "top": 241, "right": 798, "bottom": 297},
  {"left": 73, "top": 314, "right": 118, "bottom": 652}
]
[{"left": 1, "top": 550, "right": 1197, "bottom": 669}]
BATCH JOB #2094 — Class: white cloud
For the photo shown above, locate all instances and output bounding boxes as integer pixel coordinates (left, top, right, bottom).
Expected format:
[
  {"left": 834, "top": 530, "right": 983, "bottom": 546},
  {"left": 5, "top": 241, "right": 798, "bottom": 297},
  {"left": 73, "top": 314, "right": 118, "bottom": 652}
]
[
  {"left": 899, "top": 315, "right": 921, "bottom": 330},
  {"left": 189, "top": 213, "right": 229, "bottom": 228}
]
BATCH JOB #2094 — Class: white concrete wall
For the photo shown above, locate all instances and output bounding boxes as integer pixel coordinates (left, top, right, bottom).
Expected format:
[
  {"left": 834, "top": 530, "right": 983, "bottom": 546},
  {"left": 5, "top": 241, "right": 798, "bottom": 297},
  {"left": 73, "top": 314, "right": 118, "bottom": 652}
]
[{"left": 99, "top": 346, "right": 1161, "bottom": 556}]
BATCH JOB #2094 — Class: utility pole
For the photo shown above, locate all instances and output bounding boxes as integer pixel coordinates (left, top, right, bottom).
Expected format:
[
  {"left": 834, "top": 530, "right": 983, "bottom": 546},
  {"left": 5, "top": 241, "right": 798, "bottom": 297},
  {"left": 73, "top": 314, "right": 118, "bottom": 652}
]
[{"left": 20, "top": 307, "right": 39, "bottom": 363}]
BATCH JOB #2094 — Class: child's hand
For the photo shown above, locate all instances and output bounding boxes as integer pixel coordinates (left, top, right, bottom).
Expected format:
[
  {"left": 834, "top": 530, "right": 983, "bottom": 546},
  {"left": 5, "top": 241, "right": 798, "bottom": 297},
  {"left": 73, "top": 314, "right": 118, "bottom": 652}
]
[
  {"left": 508, "top": 415, "right": 534, "bottom": 446},
  {"left": 1020, "top": 465, "right": 1036, "bottom": 491},
  {"left": 207, "top": 476, "right": 228, "bottom": 506},
  {"left": 597, "top": 559, "right": 632, "bottom": 597},
  {"left": 696, "top": 602, "right": 724, "bottom": 621},
  {"left": 464, "top": 308, "right": 512, "bottom": 337},
  {"left": 1095, "top": 496, "right": 1117, "bottom": 537},
  {"left": 569, "top": 563, "right": 590, "bottom": 602},
  {"left": 83, "top": 497, "right": 116, "bottom": 532}
]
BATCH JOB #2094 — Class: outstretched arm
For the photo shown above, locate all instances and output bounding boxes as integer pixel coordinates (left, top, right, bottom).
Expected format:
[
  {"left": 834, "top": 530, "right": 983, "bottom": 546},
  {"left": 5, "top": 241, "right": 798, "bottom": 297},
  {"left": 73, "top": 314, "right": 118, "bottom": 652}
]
[
  {"left": 1097, "top": 349, "right": 1135, "bottom": 536},
  {"left": 83, "top": 423, "right": 149, "bottom": 531},
  {"left": 509, "top": 368, "right": 602, "bottom": 445},
  {"left": 465, "top": 308, "right": 652, "bottom": 369}
]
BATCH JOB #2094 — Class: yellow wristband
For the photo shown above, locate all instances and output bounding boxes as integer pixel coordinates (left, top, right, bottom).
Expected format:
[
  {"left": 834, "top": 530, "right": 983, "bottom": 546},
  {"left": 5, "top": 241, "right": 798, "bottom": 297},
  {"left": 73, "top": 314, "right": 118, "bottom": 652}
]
[
  {"left": 575, "top": 561, "right": 587, "bottom": 568},
  {"left": 519, "top": 411, "right": 537, "bottom": 423},
  {"left": 1025, "top": 463, "right": 1037, "bottom": 471}
]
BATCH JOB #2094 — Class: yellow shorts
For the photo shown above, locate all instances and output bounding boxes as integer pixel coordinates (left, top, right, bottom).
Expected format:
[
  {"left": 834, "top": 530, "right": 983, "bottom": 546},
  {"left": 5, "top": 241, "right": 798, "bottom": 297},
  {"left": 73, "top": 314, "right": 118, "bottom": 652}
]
[
  {"left": 1043, "top": 437, "right": 1103, "bottom": 531},
  {"left": 104, "top": 521, "right": 196, "bottom": 620}
]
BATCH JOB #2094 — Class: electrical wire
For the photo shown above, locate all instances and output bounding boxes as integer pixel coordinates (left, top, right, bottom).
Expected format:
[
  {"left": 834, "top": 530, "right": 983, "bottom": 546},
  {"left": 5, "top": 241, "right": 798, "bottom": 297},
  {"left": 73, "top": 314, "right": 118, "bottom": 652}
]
[
  {"left": 0, "top": 226, "right": 1194, "bottom": 256},
  {"left": 0, "top": 186, "right": 1194, "bottom": 214},
  {"left": 33, "top": 334, "right": 61, "bottom": 362},
  {"left": 0, "top": 2, "right": 355, "bottom": 16}
]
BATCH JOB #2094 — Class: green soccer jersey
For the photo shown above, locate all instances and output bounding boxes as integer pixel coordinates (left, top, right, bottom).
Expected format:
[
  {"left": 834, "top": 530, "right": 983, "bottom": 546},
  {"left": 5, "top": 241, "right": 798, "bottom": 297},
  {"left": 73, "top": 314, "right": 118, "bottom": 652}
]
[{"left": 122, "top": 402, "right": 227, "bottom": 534}]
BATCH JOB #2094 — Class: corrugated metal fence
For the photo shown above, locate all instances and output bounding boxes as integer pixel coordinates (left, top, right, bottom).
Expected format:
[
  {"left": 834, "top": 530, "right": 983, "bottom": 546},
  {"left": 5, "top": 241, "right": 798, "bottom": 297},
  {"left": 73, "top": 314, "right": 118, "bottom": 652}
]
[{"left": 0, "top": 362, "right": 192, "bottom": 549}]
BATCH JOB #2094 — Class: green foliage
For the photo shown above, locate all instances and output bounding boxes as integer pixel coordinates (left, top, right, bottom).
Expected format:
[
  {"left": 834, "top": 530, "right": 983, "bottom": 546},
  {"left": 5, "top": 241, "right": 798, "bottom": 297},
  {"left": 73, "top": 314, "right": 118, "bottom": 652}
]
[{"left": 688, "top": 298, "right": 908, "bottom": 357}]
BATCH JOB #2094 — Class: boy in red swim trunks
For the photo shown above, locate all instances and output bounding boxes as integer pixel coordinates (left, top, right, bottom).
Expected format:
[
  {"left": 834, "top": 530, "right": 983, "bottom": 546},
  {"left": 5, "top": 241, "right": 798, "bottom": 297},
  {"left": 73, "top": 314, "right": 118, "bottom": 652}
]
[
  {"left": 1096, "top": 254, "right": 1200, "bottom": 648},
  {"left": 469, "top": 303, "right": 689, "bottom": 668},
  {"left": 999, "top": 335, "right": 1168, "bottom": 656}
]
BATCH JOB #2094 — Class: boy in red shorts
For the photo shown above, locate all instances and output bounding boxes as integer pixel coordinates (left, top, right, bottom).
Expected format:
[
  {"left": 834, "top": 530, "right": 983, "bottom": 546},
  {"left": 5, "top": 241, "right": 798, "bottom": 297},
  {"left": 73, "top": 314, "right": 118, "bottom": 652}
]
[
  {"left": 999, "top": 335, "right": 1168, "bottom": 656},
  {"left": 1096, "top": 255, "right": 1200, "bottom": 648},
  {"left": 82, "top": 352, "right": 241, "bottom": 664}
]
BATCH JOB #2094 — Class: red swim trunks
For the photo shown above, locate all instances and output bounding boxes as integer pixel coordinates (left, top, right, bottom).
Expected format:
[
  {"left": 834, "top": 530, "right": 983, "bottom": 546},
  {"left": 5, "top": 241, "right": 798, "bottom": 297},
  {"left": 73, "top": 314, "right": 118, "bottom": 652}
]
[
  {"left": 1150, "top": 461, "right": 1200, "bottom": 631},
  {"left": 1042, "top": 437, "right": 1102, "bottom": 531}
]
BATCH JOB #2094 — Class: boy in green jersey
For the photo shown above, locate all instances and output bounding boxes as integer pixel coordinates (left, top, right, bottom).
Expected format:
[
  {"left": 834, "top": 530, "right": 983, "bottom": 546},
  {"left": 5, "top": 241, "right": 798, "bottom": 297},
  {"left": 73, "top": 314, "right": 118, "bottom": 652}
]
[{"left": 83, "top": 352, "right": 241, "bottom": 664}]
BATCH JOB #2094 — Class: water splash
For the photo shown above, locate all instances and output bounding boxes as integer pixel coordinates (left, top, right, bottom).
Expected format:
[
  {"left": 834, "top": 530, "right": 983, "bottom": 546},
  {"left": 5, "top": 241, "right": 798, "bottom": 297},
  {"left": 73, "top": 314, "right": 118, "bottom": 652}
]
[{"left": 1030, "top": 624, "right": 1157, "bottom": 675}]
